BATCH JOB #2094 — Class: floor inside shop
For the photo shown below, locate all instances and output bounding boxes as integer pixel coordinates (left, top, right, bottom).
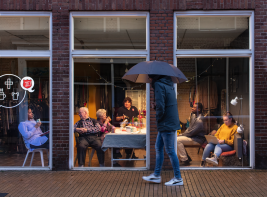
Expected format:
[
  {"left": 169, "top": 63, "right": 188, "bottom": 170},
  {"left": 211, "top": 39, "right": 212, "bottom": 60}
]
[
  {"left": 73, "top": 147, "right": 204, "bottom": 168},
  {"left": 0, "top": 152, "right": 49, "bottom": 167},
  {"left": 0, "top": 147, "right": 247, "bottom": 168}
]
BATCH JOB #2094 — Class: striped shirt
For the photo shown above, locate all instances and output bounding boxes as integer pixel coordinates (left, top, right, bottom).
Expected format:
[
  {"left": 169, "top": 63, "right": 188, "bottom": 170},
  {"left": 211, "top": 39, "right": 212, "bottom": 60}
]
[{"left": 74, "top": 118, "right": 101, "bottom": 134}]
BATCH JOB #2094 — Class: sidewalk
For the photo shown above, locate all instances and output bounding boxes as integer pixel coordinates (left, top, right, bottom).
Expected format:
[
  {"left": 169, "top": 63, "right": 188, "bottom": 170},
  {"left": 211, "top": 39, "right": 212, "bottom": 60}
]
[{"left": 0, "top": 170, "right": 267, "bottom": 197}]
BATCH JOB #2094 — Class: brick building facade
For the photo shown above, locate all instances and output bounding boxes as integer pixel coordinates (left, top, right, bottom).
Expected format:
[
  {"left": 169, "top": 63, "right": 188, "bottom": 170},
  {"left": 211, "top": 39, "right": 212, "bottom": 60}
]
[{"left": 0, "top": 0, "right": 266, "bottom": 170}]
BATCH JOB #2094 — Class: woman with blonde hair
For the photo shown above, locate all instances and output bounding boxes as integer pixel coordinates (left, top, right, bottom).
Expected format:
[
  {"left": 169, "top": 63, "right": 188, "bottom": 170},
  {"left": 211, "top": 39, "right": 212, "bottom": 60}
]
[{"left": 201, "top": 112, "right": 238, "bottom": 166}]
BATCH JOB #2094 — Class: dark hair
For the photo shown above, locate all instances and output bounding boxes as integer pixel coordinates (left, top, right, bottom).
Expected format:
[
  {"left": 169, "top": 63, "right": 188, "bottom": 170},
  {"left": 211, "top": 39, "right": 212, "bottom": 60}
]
[
  {"left": 195, "top": 103, "right": 203, "bottom": 113},
  {"left": 223, "top": 111, "right": 236, "bottom": 123},
  {"left": 123, "top": 97, "right": 132, "bottom": 106}
]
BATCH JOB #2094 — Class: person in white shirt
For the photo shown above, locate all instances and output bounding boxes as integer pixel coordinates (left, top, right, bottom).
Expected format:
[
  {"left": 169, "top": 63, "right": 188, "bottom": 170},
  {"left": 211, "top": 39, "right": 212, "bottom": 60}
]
[{"left": 18, "top": 109, "right": 49, "bottom": 151}]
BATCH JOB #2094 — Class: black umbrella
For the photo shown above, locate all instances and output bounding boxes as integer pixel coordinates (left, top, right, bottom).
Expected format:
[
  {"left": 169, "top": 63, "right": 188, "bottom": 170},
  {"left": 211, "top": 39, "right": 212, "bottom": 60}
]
[{"left": 122, "top": 61, "right": 188, "bottom": 83}]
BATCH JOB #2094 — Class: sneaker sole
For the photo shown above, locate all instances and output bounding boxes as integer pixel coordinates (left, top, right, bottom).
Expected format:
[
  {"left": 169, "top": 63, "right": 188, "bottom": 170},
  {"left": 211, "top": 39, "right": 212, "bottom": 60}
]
[
  {"left": 142, "top": 177, "right": 161, "bottom": 183},
  {"left": 206, "top": 158, "right": 218, "bottom": 166},
  {"left": 165, "top": 181, "right": 184, "bottom": 186}
]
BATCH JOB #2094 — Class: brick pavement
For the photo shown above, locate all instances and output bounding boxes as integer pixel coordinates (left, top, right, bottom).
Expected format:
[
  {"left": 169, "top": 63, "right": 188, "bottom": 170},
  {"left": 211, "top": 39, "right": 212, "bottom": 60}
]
[{"left": 0, "top": 170, "right": 267, "bottom": 197}]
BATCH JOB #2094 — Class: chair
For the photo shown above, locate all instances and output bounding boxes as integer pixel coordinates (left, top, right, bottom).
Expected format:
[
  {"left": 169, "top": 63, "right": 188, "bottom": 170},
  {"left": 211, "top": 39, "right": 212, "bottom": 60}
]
[
  {"left": 18, "top": 123, "right": 49, "bottom": 167},
  {"left": 74, "top": 132, "right": 95, "bottom": 167},
  {"left": 22, "top": 146, "right": 49, "bottom": 167}
]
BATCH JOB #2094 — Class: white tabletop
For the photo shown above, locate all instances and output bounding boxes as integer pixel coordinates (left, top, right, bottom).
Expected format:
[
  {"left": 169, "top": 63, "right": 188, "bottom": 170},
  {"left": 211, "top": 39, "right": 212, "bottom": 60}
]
[{"left": 108, "top": 127, "right": 146, "bottom": 135}]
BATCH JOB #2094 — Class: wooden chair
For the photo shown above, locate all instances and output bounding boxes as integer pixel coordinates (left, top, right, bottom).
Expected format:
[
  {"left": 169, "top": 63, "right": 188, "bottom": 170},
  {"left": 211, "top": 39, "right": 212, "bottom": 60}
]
[{"left": 74, "top": 132, "right": 95, "bottom": 167}]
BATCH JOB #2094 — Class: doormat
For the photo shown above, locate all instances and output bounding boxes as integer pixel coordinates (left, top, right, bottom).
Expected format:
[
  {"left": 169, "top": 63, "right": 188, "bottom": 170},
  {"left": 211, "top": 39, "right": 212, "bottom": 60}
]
[{"left": 0, "top": 194, "right": 8, "bottom": 197}]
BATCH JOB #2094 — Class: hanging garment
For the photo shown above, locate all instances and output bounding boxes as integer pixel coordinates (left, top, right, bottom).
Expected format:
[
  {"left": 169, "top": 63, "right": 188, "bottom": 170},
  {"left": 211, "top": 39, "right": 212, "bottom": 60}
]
[
  {"left": 38, "top": 82, "right": 42, "bottom": 99},
  {"left": 42, "top": 81, "right": 48, "bottom": 99},
  {"left": 195, "top": 79, "right": 218, "bottom": 110}
]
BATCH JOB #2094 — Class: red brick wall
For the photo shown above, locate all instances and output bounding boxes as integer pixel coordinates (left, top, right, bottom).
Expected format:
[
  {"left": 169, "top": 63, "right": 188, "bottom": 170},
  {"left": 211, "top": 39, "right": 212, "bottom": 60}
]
[{"left": 1, "top": 0, "right": 266, "bottom": 170}]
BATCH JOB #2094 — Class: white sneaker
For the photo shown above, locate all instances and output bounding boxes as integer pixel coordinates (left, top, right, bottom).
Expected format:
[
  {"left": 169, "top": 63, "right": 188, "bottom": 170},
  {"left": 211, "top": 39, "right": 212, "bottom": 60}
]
[
  {"left": 206, "top": 155, "right": 218, "bottom": 166},
  {"left": 165, "top": 178, "right": 183, "bottom": 186},
  {"left": 142, "top": 173, "right": 161, "bottom": 183}
]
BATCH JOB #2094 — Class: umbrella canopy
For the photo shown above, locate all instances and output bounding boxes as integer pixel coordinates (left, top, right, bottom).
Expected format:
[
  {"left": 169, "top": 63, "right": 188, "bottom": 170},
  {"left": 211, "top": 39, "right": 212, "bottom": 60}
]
[{"left": 122, "top": 61, "right": 188, "bottom": 83}]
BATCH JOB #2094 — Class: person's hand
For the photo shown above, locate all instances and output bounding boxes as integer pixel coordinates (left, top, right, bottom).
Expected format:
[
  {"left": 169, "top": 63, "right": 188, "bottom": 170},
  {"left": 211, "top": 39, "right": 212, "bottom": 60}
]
[
  {"left": 112, "top": 127, "right": 115, "bottom": 133},
  {"left": 81, "top": 128, "right": 87, "bottom": 133},
  {"left": 34, "top": 122, "right": 41, "bottom": 128},
  {"left": 218, "top": 139, "right": 224, "bottom": 144},
  {"left": 105, "top": 117, "right": 111, "bottom": 124},
  {"left": 151, "top": 101, "right": 156, "bottom": 109}
]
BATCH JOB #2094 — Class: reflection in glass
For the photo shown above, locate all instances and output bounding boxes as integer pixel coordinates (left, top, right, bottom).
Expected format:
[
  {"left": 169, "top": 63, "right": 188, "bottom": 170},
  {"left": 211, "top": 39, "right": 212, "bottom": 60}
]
[
  {"left": 0, "top": 17, "right": 49, "bottom": 50},
  {"left": 74, "top": 17, "right": 146, "bottom": 50},
  {"left": 73, "top": 58, "right": 146, "bottom": 168},
  {"left": 0, "top": 58, "right": 50, "bottom": 167},
  {"left": 177, "top": 58, "right": 249, "bottom": 168},
  {"left": 177, "top": 17, "right": 249, "bottom": 49}
]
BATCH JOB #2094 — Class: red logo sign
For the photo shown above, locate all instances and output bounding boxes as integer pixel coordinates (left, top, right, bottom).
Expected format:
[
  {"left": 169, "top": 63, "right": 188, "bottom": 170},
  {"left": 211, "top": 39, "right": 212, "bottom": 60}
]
[{"left": 23, "top": 79, "right": 32, "bottom": 89}]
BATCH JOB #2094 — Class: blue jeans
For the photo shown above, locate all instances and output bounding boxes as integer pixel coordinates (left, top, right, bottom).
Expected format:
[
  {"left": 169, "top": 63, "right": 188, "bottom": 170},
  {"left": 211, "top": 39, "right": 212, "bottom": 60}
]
[
  {"left": 202, "top": 143, "right": 233, "bottom": 160},
  {"left": 154, "top": 131, "right": 181, "bottom": 179}
]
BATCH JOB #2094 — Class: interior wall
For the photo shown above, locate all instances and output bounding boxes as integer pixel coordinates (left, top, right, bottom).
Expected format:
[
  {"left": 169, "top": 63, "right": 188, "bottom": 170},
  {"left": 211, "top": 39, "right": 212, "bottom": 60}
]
[{"left": 177, "top": 58, "right": 196, "bottom": 123}]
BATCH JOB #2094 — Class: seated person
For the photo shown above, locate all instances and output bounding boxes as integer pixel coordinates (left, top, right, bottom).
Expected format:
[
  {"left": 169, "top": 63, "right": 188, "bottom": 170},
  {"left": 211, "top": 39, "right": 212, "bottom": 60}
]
[
  {"left": 201, "top": 111, "right": 238, "bottom": 167},
  {"left": 96, "top": 109, "right": 115, "bottom": 143},
  {"left": 177, "top": 103, "right": 205, "bottom": 166},
  {"left": 116, "top": 97, "right": 139, "bottom": 159},
  {"left": 74, "top": 107, "right": 104, "bottom": 167},
  {"left": 18, "top": 108, "right": 49, "bottom": 150},
  {"left": 96, "top": 109, "right": 121, "bottom": 167}
]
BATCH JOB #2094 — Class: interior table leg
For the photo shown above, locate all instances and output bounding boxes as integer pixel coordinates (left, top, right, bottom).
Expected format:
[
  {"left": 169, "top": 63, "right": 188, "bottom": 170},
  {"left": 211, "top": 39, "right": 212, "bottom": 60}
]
[{"left": 111, "top": 147, "right": 113, "bottom": 168}]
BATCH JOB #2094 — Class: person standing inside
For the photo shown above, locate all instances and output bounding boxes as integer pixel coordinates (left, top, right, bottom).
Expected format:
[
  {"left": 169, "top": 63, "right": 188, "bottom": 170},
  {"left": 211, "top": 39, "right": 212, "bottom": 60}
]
[{"left": 142, "top": 75, "right": 183, "bottom": 186}]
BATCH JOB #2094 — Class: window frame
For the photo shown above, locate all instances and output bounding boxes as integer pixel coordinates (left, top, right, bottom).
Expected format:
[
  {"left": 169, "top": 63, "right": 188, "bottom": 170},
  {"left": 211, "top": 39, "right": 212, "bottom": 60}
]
[
  {"left": 173, "top": 11, "right": 255, "bottom": 169},
  {"left": 0, "top": 11, "right": 53, "bottom": 170},
  {"left": 69, "top": 11, "right": 150, "bottom": 170}
]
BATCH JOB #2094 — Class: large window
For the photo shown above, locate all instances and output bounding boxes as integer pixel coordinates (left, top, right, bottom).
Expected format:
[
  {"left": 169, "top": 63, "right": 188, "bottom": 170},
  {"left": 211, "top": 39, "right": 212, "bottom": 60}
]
[
  {"left": 0, "top": 17, "right": 49, "bottom": 50},
  {"left": 174, "top": 11, "right": 254, "bottom": 168},
  {"left": 74, "top": 16, "right": 146, "bottom": 49},
  {"left": 70, "top": 12, "right": 149, "bottom": 170},
  {"left": 0, "top": 12, "right": 52, "bottom": 170},
  {"left": 177, "top": 16, "right": 249, "bottom": 49}
]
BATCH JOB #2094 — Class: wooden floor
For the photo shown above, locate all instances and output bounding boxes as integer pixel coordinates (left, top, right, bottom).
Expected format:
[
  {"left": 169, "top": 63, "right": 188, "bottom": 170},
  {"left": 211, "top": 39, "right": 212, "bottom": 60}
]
[
  {"left": 0, "top": 170, "right": 267, "bottom": 196},
  {"left": 0, "top": 146, "right": 247, "bottom": 168}
]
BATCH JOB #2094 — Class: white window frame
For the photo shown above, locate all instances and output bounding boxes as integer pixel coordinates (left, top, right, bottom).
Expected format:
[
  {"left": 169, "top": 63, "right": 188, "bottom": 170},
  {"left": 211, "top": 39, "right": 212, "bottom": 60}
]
[
  {"left": 173, "top": 10, "right": 255, "bottom": 169},
  {"left": 0, "top": 11, "right": 53, "bottom": 170},
  {"left": 69, "top": 12, "right": 150, "bottom": 170}
]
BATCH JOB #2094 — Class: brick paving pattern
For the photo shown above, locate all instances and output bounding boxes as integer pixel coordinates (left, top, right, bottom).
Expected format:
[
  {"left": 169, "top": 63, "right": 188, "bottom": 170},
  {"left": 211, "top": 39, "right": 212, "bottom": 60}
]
[{"left": 0, "top": 170, "right": 267, "bottom": 196}]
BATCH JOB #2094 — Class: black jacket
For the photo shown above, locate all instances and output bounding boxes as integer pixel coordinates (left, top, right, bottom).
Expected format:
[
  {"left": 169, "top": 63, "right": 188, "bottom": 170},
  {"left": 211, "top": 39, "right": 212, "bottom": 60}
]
[{"left": 153, "top": 76, "right": 181, "bottom": 132}]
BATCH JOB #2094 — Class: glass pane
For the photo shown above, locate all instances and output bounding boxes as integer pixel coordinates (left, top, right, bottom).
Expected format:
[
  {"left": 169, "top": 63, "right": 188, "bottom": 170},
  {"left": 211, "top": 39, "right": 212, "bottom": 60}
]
[
  {"left": 73, "top": 58, "right": 146, "bottom": 168},
  {"left": 177, "top": 17, "right": 249, "bottom": 49},
  {"left": 0, "top": 17, "right": 49, "bottom": 50},
  {"left": 0, "top": 58, "right": 50, "bottom": 167},
  {"left": 177, "top": 57, "right": 249, "bottom": 168},
  {"left": 74, "top": 17, "right": 146, "bottom": 50}
]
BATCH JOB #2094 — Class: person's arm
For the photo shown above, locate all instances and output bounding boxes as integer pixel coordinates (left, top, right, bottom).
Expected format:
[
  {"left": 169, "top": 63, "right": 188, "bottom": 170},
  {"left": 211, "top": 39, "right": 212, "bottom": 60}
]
[
  {"left": 182, "top": 118, "right": 204, "bottom": 137},
  {"left": 224, "top": 127, "right": 237, "bottom": 146},
  {"left": 154, "top": 83, "right": 166, "bottom": 122},
  {"left": 116, "top": 108, "right": 125, "bottom": 121},
  {"left": 74, "top": 121, "right": 80, "bottom": 133},
  {"left": 215, "top": 125, "right": 223, "bottom": 139},
  {"left": 18, "top": 122, "right": 35, "bottom": 139},
  {"left": 116, "top": 115, "right": 124, "bottom": 121}
]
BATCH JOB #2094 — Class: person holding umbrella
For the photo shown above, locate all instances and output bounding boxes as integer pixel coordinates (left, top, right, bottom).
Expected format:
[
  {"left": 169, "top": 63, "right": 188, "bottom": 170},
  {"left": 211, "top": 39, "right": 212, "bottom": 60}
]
[
  {"left": 122, "top": 61, "right": 187, "bottom": 186},
  {"left": 142, "top": 74, "right": 183, "bottom": 186}
]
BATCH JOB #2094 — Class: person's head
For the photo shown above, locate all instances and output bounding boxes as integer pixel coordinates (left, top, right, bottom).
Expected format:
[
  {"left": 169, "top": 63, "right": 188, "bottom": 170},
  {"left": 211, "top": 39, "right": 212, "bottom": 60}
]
[
  {"left": 79, "top": 107, "right": 89, "bottom": 120},
  {"left": 28, "top": 108, "right": 34, "bottom": 120},
  {"left": 96, "top": 109, "right": 107, "bottom": 121},
  {"left": 123, "top": 97, "right": 132, "bottom": 109},
  {"left": 192, "top": 103, "right": 203, "bottom": 114},
  {"left": 148, "top": 74, "right": 162, "bottom": 87},
  {"left": 223, "top": 111, "right": 235, "bottom": 126}
]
